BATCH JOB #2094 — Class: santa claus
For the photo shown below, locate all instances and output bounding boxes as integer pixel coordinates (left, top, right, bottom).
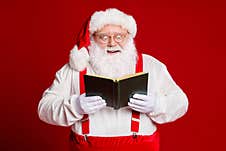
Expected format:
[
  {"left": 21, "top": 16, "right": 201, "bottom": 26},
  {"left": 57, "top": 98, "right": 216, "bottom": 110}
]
[{"left": 38, "top": 8, "right": 188, "bottom": 151}]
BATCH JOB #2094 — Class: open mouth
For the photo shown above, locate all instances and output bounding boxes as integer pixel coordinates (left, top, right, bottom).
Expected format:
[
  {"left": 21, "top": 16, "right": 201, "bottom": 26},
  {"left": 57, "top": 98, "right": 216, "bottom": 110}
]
[{"left": 106, "top": 50, "right": 121, "bottom": 54}]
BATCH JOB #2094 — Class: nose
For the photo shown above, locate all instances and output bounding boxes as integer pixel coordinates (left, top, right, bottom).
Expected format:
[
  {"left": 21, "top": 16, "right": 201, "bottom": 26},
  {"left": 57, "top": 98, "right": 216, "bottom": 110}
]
[{"left": 107, "top": 36, "right": 117, "bottom": 47}]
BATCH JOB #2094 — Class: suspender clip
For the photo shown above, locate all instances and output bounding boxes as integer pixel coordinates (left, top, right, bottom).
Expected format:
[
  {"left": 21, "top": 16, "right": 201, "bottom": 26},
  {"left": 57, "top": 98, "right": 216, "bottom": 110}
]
[
  {"left": 84, "top": 134, "right": 88, "bottom": 141},
  {"left": 132, "top": 132, "right": 137, "bottom": 138}
]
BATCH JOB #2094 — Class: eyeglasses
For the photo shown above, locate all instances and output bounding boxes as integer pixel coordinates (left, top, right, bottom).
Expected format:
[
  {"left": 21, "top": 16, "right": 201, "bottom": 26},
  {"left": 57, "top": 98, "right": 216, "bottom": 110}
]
[{"left": 93, "top": 32, "right": 128, "bottom": 44}]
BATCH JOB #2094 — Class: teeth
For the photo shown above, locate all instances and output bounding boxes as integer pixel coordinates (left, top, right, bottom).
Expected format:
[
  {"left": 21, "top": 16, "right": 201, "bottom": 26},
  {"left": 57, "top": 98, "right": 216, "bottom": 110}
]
[
  {"left": 107, "top": 48, "right": 116, "bottom": 51},
  {"left": 108, "top": 50, "right": 116, "bottom": 52},
  {"left": 105, "top": 46, "right": 122, "bottom": 52}
]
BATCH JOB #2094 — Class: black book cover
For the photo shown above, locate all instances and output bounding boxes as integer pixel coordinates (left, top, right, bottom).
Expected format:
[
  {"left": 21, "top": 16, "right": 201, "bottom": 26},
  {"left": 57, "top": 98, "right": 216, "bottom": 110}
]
[{"left": 84, "top": 72, "right": 148, "bottom": 109}]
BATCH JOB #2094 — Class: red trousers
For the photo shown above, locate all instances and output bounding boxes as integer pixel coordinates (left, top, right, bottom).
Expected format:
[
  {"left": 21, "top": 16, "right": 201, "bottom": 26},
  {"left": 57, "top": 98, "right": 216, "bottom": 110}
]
[{"left": 69, "top": 131, "right": 160, "bottom": 151}]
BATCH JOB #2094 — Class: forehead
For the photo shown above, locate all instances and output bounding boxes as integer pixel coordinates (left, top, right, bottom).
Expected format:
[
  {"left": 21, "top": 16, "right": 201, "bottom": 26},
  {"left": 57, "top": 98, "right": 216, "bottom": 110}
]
[{"left": 97, "top": 24, "right": 128, "bottom": 33}]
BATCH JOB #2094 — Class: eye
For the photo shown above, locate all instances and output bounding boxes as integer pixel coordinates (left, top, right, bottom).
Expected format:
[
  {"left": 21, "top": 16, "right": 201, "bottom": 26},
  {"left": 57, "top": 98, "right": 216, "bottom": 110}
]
[
  {"left": 100, "top": 35, "right": 108, "bottom": 42},
  {"left": 115, "top": 34, "right": 122, "bottom": 41}
]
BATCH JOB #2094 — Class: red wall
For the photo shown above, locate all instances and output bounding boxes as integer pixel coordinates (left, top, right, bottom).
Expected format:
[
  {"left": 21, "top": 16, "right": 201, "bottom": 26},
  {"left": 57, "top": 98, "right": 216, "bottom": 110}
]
[{"left": 1, "top": 0, "right": 226, "bottom": 150}]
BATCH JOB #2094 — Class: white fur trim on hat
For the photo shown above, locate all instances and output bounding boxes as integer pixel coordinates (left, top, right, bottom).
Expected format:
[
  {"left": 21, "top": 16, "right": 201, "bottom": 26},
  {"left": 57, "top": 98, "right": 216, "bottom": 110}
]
[
  {"left": 90, "top": 8, "right": 137, "bottom": 38},
  {"left": 69, "top": 46, "right": 89, "bottom": 71}
]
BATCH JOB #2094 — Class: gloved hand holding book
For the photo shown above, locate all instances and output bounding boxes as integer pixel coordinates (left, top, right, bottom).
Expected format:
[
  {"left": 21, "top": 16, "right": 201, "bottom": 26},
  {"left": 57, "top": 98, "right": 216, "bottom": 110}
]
[
  {"left": 75, "top": 93, "right": 106, "bottom": 114},
  {"left": 128, "top": 93, "right": 157, "bottom": 113}
]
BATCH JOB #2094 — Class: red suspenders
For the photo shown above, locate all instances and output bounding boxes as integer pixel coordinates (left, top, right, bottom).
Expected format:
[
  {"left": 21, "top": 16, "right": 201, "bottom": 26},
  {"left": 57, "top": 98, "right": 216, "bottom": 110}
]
[
  {"left": 131, "top": 53, "right": 143, "bottom": 136},
  {"left": 79, "top": 53, "right": 143, "bottom": 136},
  {"left": 79, "top": 69, "right": 90, "bottom": 136}
]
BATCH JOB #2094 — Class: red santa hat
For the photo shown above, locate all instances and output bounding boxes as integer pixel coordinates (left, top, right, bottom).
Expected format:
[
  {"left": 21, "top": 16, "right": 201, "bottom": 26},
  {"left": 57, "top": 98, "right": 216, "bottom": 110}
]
[{"left": 69, "top": 8, "right": 137, "bottom": 71}]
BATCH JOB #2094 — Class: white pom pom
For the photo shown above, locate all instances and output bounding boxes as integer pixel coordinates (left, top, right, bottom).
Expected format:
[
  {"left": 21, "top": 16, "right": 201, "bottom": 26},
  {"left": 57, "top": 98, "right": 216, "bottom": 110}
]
[{"left": 69, "top": 46, "right": 89, "bottom": 71}]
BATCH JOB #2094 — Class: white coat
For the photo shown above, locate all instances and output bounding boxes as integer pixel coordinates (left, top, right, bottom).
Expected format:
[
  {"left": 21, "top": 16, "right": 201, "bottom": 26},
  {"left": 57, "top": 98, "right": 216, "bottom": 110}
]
[{"left": 38, "top": 54, "right": 188, "bottom": 136}]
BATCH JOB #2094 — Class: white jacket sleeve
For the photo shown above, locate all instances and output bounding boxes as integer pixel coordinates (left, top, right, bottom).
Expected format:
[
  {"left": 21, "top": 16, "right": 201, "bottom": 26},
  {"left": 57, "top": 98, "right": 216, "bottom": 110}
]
[
  {"left": 38, "top": 64, "right": 83, "bottom": 126},
  {"left": 143, "top": 54, "right": 189, "bottom": 124}
]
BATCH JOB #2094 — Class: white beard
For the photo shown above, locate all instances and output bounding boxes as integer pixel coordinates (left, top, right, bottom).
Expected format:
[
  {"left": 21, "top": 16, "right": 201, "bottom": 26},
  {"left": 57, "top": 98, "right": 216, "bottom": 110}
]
[{"left": 88, "top": 37, "right": 138, "bottom": 78}]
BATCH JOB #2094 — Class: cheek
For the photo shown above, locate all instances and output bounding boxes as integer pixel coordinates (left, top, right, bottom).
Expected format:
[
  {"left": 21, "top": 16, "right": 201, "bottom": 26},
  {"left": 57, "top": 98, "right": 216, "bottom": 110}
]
[
  {"left": 119, "top": 37, "right": 130, "bottom": 48},
  {"left": 97, "top": 43, "right": 107, "bottom": 49},
  {"left": 119, "top": 41, "right": 127, "bottom": 48}
]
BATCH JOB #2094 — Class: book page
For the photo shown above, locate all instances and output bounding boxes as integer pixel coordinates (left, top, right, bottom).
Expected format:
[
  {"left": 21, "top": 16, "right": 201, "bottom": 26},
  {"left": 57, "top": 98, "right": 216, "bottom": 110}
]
[
  {"left": 115, "top": 72, "right": 146, "bottom": 81},
  {"left": 86, "top": 72, "right": 147, "bottom": 82}
]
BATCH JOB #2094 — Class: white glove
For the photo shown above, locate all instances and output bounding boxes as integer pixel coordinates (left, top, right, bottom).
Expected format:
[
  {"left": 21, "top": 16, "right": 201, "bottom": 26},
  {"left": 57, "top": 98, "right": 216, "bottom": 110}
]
[
  {"left": 75, "top": 93, "right": 106, "bottom": 114},
  {"left": 128, "top": 93, "right": 156, "bottom": 113}
]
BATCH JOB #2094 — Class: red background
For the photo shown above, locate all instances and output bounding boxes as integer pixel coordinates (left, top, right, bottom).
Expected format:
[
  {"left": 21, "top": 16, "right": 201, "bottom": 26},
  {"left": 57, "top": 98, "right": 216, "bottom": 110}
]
[{"left": 1, "top": 0, "right": 226, "bottom": 150}]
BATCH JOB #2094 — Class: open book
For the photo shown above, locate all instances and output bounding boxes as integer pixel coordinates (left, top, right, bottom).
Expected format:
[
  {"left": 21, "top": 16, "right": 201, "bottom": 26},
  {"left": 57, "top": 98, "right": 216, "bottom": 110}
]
[{"left": 84, "top": 72, "right": 148, "bottom": 109}]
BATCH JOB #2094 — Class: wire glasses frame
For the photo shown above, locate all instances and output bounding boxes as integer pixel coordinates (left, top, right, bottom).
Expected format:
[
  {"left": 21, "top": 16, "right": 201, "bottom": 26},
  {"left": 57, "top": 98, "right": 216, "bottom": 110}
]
[{"left": 93, "top": 32, "right": 129, "bottom": 44}]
